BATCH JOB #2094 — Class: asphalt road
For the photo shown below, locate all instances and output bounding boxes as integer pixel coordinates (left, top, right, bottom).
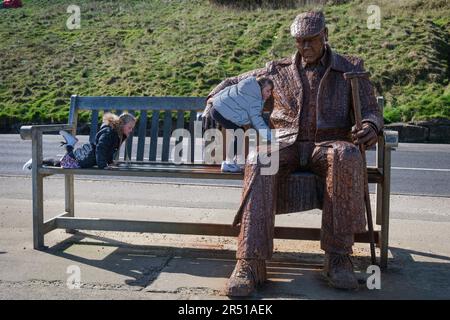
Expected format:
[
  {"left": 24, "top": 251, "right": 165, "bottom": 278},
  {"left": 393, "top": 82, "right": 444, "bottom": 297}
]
[{"left": 1, "top": 134, "right": 449, "bottom": 197}]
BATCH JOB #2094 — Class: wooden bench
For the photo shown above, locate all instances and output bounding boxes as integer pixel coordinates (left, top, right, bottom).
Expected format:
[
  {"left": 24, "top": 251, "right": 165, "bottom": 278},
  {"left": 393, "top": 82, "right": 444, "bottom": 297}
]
[{"left": 20, "top": 95, "right": 398, "bottom": 268}]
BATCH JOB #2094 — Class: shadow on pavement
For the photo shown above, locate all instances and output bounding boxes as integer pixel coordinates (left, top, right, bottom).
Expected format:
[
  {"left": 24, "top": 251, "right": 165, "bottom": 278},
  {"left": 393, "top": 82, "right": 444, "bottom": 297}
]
[{"left": 42, "top": 232, "right": 450, "bottom": 299}]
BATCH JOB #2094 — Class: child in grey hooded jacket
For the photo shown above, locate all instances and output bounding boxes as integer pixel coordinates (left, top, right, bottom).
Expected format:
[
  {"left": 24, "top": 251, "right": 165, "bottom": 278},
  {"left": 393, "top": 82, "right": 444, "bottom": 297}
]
[{"left": 210, "top": 76, "right": 273, "bottom": 173}]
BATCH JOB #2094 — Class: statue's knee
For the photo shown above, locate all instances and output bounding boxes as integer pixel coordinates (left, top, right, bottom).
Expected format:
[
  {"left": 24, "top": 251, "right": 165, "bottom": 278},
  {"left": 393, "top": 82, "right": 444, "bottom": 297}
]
[{"left": 336, "top": 144, "right": 362, "bottom": 165}]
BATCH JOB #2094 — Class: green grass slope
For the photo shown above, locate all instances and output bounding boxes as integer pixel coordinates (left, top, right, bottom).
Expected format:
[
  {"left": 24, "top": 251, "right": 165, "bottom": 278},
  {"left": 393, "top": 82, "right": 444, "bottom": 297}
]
[{"left": 0, "top": 0, "right": 448, "bottom": 131}]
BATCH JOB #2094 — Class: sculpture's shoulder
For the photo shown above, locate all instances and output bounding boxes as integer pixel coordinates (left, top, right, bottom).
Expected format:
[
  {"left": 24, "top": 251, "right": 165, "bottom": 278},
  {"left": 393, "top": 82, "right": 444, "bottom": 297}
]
[
  {"left": 265, "top": 57, "right": 293, "bottom": 74},
  {"left": 333, "top": 51, "right": 366, "bottom": 72}
]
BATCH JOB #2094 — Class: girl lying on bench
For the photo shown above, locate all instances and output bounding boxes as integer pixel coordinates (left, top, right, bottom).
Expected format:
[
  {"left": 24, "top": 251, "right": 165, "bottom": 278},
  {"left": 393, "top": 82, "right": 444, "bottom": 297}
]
[{"left": 23, "top": 112, "right": 136, "bottom": 170}]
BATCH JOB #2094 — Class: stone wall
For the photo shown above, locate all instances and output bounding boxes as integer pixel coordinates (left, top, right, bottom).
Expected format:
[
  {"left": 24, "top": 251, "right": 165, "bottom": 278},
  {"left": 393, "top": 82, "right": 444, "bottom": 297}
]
[{"left": 385, "top": 119, "right": 450, "bottom": 143}]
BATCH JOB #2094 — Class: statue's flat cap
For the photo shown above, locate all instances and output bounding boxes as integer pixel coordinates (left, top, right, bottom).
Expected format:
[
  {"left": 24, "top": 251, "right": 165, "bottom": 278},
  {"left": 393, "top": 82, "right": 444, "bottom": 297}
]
[{"left": 290, "top": 11, "right": 326, "bottom": 38}]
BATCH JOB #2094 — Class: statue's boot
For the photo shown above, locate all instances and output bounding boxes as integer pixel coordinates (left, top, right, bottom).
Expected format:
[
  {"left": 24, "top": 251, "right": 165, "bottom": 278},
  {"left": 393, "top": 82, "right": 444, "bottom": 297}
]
[
  {"left": 323, "top": 253, "right": 358, "bottom": 290},
  {"left": 225, "top": 259, "right": 266, "bottom": 297}
]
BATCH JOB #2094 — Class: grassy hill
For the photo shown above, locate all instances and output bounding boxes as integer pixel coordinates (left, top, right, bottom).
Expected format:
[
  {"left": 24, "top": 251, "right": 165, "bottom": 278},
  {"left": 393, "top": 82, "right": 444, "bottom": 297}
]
[{"left": 0, "top": 0, "right": 449, "bottom": 132}]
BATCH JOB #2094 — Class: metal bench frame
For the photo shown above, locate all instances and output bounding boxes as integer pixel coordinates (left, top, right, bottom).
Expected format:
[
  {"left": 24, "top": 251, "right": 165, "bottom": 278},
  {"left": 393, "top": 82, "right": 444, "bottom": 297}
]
[{"left": 20, "top": 95, "right": 398, "bottom": 268}]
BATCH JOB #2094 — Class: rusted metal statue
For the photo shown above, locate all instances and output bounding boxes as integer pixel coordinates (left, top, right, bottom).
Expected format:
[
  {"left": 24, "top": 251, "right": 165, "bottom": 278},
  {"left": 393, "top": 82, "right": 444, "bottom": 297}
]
[{"left": 202, "top": 11, "right": 383, "bottom": 296}]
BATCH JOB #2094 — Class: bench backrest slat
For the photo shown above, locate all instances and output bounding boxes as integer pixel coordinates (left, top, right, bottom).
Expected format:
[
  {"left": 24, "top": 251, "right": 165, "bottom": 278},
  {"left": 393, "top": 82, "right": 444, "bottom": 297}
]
[
  {"left": 136, "top": 111, "right": 148, "bottom": 161},
  {"left": 161, "top": 111, "right": 173, "bottom": 162},
  {"left": 89, "top": 110, "right": 99, "bottom": 144},
  {"left": 175, "top": 110, "right": 185, "bottom": 159},
  {"left": 149, "top": 110, "right": 160, "bottom": 161},
  {"left": 68, "top": 96, "right": 78, "bottom": 136},
  {"left": 188, "top": 110, "right": 197, "bottom": 163},
  {"left": 124, "top": 111, "right": 135, "bottom": 160},
  {"left": 176, "top": 110, "right": 185, "bottom": 131}
]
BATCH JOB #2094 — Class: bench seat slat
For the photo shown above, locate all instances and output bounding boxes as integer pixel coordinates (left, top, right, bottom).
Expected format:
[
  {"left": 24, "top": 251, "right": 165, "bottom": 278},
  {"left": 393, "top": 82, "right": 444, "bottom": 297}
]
[
  {"left": 38, "top": 166, "right": 244, "bottom": 180},
  {"left": 38, "top": 165, "right": 383, "bottom": 183}
]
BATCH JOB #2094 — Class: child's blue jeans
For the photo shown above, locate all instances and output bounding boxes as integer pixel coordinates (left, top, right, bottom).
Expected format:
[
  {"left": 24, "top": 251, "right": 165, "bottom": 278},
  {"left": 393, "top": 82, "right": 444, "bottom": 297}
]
[{"left": 210, "top": 106, "right": 243, "bottom": 162}]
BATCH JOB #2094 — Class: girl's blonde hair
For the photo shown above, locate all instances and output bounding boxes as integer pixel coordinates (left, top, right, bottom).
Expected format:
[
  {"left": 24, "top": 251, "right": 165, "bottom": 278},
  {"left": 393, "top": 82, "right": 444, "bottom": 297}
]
[{"left": 102, "top": 112, "right": 136, "bottom": 136}]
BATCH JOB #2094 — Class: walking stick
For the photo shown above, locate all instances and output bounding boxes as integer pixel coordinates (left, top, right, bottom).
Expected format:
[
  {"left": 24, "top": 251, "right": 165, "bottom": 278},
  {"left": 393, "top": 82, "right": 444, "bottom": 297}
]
[{"left": 344, "top": 71, "right": 377, "bottom": 265}]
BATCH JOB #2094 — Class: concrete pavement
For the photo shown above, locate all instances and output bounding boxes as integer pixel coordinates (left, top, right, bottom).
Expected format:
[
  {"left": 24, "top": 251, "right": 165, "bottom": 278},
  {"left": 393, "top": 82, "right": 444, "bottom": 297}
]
[{"left": 0, "top": 174, "right": 449, "bottom": 299}]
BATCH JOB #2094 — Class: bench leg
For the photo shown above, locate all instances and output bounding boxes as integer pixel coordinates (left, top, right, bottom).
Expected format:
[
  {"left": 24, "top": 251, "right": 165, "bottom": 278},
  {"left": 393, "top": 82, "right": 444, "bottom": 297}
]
[
  {"left": 32, "top": 173, "right": 44, "bottom": 249},
  {"left": 31, "top": 131, "right": 45, "bottom": 249},
  {"left": 65, "top": 174, "right": 76, "bottom": 234},
  {"left": 376, "top": 184, "right": 383, "bottom": 227},
  {"left": 376, "top": 134, "right": 384, "bottom": 226},
  {"left": 375, "top": 136, "right": 383, "bottom": 263},
  {"left": 380, "top": 147, "right": 392, "bottom": 270}
]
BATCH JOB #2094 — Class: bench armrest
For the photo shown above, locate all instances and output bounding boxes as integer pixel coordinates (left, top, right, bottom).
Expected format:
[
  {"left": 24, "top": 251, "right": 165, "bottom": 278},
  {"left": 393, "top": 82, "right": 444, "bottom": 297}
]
[
  {"left": 383, "top": 130, "right": 399, "bottom": 148},
  {"left": 20, "top": 124, "right": 74, "bottom": 140}
]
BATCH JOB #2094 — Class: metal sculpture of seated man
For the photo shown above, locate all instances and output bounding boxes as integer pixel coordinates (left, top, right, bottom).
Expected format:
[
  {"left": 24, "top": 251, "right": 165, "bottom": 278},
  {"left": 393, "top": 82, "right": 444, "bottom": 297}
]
[{"left": 202, "top": 11, "right": 383, "bottom": 296}]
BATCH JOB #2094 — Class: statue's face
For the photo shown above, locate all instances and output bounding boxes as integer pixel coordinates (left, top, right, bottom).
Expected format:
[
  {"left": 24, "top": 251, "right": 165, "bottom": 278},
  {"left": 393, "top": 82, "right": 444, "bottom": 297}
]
[{"left": 295, "top": 29, "right": 327, "bottom": 64}]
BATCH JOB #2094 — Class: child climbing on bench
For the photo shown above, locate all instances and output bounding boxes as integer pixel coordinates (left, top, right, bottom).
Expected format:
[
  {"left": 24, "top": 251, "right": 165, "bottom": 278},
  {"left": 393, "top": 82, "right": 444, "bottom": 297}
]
[
  {"left": 208, "top": 76, "right": 274, "bottom": 173},
  {"left": 23, "top": 112, "right": 136, "bottom": 170}
]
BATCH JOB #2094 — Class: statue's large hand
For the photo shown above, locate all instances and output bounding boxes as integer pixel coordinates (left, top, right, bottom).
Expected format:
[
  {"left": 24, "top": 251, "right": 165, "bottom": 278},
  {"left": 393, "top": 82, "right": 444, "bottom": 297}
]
[
  {"left": 352, "top": 122, "right": 378, "bottom": 148},
  {"left": 201, "top": 98, "right": 215, "bottom": 130}
]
